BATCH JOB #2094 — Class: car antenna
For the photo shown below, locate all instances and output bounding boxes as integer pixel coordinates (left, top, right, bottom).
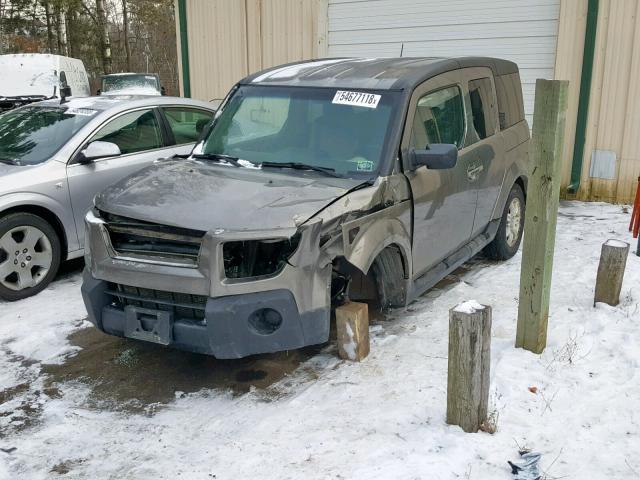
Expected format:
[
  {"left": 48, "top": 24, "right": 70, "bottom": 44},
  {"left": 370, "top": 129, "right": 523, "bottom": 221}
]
[{"left": 400, "top": 42, "right": 404, "bottom": 57}]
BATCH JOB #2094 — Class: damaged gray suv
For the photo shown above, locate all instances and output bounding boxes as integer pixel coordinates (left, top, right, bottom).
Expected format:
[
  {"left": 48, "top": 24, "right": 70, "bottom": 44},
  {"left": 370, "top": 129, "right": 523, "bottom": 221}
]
[{"left": 82, "top": 57, "right": 529, "bottom": 359}]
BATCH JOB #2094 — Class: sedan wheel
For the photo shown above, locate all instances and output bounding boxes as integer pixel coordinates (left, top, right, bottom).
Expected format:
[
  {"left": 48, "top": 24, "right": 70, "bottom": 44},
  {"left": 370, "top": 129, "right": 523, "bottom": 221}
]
[
  {"left": 0, "top": 226, "right": 54, "bottom": 291},
  {"left": 0, "top": 213, "right": 61, "bottom": 301}
]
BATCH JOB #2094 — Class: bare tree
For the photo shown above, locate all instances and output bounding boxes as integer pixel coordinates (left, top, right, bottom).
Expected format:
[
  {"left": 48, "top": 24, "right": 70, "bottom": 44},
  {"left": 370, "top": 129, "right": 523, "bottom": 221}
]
[
  {"left": 122, "top": 0, "right": 130, "bottom": 70},
  {"left": 42, "top": 1, "right": 53, "bottom": 52},
  {"left": 96, "top": 0, "right": 111, "bottom": 73}
]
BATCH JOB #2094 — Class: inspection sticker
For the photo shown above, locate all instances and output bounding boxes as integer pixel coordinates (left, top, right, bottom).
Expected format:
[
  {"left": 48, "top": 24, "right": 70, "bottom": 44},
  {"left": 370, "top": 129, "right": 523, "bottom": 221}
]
[
  {"left": 356, "top": 159, "right": 374, "bottom": 172},
  {"left": 332, "top": 90, "right": 381, "bottom": 109}
]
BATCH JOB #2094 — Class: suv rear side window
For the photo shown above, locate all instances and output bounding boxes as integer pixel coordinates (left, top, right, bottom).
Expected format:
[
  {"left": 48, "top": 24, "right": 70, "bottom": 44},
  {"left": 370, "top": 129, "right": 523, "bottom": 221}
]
[
  {"left": 91, "top": 109, "right": 162, "bottom": 155},
  {"left": 468, "top": 77, "right": 496, "bottom": 141},
  {"left": 411, "top": 86, "right": 465, "bottom": 149},
  {"left": 163, "top": 107, "right": 214, "bottom": 144}
]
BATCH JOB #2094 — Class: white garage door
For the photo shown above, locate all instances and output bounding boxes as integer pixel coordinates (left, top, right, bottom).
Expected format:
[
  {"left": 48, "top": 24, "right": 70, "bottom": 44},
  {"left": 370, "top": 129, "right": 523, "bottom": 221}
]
[{"left": 328, "top": 0, "right": 561, "bottom": 126}]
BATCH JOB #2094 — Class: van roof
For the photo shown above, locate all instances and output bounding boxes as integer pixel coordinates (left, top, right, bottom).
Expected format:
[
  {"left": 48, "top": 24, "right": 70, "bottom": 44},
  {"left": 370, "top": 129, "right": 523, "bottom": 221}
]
[{"left": 242, "top": 57, "right": 518, "bottom": 90}]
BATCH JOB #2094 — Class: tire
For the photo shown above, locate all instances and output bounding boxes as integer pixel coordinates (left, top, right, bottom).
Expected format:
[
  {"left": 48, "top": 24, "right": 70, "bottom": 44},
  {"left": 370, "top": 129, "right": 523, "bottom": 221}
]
[
  {"left": 0, "top": 213, "right": 62, "bottom": 301},
  {"left": 371, "top": 247, "right": 406, "bottom": 309},
  {"left": 484, "top": 183, "right": 525, "bottom": 261}
]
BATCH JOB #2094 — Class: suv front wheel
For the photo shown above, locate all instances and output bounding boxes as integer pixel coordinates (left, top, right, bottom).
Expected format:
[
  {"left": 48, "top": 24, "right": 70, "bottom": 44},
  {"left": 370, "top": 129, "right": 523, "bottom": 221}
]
[
  {"left": 0, "top": 213, "right": 62, "bottom": 301},
  {"left": 484, "top": 184, "right": 525, "bottom": 261}
]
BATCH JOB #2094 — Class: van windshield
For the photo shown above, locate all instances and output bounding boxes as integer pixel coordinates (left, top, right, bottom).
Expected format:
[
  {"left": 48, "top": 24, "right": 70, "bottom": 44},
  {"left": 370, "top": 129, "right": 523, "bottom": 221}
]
[
  {"left": 0, "top": 106, "right": 97, "bottom": 165},
  {"left": 200, "top": 85, "right": 400, "bottom": 177},
  {"left": 102, "top": 75, "right": 159, "bottom": 95}
]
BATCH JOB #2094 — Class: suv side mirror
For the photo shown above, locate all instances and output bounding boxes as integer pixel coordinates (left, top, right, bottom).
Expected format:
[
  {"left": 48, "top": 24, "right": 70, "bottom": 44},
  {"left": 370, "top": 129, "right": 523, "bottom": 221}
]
[
  {"left": 77, "top": 141, "right": 121, "bottom": 164},
  {"left": 409, "top": 144, "right": 458, "bottom": 170}
]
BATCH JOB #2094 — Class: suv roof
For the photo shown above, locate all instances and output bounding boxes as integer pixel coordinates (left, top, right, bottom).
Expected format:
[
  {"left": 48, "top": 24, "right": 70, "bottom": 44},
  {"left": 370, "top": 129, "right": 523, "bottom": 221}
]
[{"left": 243, "top": 57, "right": 518, "bottom": 91}]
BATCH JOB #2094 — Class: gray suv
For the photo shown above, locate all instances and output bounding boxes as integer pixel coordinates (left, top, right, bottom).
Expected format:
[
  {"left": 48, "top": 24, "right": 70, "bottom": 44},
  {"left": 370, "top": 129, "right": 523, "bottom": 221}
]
[
  {"left": 0, "top": 95, "right": 216, "bottom": 300},
  {"left": 82, "top": 57, "right": 529, "bottom": 358}
]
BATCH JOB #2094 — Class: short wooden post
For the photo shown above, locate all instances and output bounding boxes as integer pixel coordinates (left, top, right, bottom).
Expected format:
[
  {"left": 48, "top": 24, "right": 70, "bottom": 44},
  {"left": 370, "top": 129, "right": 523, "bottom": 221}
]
[
  {"left": 336, "top": 302, "right": 369, "bottom": 361},
  {"left": 446, "top": 301, "right": 491, "bottom": 433},
  {"left": 594, "top": 239, "right": 630, "bottom": 306},
  {"left": 516, "top": 79, "right": 569, "bottom": 354}
]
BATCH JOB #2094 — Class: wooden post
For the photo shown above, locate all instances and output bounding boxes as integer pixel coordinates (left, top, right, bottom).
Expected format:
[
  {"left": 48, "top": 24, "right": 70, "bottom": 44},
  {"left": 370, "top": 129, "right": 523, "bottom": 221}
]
[
  {"left": 594, "top": 239, "right": 630, "bottom": 306},
  {"left": 446, "top": 301, "right": 491, "bottom": 433},
  {"left": 336, "top": 302, "right": 369, "bottom": 361},
  {"left": 516, "top": 79, "right": 569, "bottom": 354}
]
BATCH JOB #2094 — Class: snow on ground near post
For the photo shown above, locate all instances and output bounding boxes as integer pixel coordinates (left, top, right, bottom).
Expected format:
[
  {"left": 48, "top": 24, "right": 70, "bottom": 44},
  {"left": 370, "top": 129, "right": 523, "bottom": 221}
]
[{"left": 1, "top": 201, "right": 639, "bottom": 479}]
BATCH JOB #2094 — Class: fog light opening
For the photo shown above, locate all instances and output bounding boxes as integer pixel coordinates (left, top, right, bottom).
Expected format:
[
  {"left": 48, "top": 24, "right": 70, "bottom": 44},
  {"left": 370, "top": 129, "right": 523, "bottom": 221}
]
[{"left": 248, "top": 308, "right": 283, "bottom": 335}]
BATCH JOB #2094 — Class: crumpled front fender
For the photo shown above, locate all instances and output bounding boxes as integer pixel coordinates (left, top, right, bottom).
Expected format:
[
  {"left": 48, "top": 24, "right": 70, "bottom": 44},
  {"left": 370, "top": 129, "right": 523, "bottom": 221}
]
[{"left": 341, "top": 201, "right": 412, "bottom": 277}]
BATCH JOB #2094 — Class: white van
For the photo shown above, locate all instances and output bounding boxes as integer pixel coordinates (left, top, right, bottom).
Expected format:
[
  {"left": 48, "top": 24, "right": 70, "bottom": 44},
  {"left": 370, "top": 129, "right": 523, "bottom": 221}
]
[{"left": 0, "top": 54, "right": 90, "bottom": 111}]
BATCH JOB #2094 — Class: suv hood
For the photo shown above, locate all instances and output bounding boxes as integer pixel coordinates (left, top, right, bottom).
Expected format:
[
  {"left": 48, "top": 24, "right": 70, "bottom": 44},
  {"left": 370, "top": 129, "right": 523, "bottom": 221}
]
[{"left": 95, "top": 159, "right": 364, "bottom": 232}]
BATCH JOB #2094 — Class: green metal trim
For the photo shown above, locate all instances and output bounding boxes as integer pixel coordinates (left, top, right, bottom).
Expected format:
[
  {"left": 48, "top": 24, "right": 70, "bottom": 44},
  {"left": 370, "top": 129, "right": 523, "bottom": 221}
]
[
  {"left": 567, "top": 0, "right": 599, "bottom": 194},
  {"left": 177, "top": 0, "right": 191, "bottom": 98}
]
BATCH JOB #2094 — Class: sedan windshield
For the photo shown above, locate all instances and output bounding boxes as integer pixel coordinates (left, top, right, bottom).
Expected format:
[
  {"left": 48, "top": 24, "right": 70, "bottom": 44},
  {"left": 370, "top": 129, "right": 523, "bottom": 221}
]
[
  {"left": 200, "top": 85, "right": 400, "bottom": 177},
  {"left": 0, "top": 106, "right": 97, "bottom": 165}
]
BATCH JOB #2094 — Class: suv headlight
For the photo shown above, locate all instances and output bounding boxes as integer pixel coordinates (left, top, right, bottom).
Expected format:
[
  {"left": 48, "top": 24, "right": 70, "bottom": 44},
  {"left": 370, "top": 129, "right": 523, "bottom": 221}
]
[{"left": 222, "top": 234, "right": 300, "bottom": 280}]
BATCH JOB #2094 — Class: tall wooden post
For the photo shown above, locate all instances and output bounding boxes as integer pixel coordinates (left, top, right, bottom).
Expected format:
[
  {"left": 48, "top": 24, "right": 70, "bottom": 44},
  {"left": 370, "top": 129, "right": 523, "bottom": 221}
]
[
  {"left": 594, "top": 239, "right": 630, "bottom": 306},
  {"left": 516, "top": 79, "right": 569, "bottom": 354},
  {"left": 447, "top": 301, "right": 491, "bottom": 433}
]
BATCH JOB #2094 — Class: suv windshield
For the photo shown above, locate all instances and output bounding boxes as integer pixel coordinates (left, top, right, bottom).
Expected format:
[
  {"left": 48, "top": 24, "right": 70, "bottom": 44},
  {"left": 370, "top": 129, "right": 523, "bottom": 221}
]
[
  {"left": 200, "top": 85, "right": 400, "bottom": 177},
  {"left": 0, "top": 105, "right": 97, "bottom": 165},
  {"left": 102, "top": 75, "right": 159, "bottom": 94}
]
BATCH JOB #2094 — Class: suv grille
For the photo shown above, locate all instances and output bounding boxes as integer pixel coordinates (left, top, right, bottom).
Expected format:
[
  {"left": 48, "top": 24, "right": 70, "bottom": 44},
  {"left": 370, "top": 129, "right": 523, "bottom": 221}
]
[
  {"left": 100, "top": 211, "right": 205, "bottom": 265},
  {"left": 106, "top": 283, "right": 207, "bottom": 321}
]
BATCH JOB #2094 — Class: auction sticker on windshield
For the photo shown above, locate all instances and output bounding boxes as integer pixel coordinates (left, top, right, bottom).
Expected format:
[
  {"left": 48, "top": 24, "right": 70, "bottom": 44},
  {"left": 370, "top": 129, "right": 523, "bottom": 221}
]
[{"left": 332, "top": 91, "right": 381, "bottom": 109}]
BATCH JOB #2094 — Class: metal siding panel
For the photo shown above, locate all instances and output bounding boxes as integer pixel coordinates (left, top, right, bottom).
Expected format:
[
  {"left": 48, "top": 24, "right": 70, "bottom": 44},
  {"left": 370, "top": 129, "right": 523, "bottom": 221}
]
[
  {"left": 186, "top": 0, "right": 248, "bottom": 101},
  {"left": 587, "top": 0, "right": 637, "bottom": 202},
  {"left": 616, "top": 5, "right": 640, "bottom": 203},
  {"left": 577, "top": 0, "right": 610, "bottom": 201},
  {"left": 555, "top": 0, "right": 588, "bottom": 191},
  {"left": 328, "top": 0, "right": 560, "bottom": 125}
]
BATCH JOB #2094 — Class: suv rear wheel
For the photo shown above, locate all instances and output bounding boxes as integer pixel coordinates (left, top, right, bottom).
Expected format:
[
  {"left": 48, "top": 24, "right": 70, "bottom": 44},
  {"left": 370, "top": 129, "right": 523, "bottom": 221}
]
[
  {"left": 0, "top": 213, "right": 61, "bottom": 301},
  {"left": 484, "top": 183, "right": 525, "bottom": 261}
]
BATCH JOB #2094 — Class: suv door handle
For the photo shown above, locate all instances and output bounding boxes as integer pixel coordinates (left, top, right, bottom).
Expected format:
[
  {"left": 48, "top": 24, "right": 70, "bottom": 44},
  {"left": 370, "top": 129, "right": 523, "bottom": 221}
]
[{"left": 467, "top": 164, "right": 483, "bottom": 181}]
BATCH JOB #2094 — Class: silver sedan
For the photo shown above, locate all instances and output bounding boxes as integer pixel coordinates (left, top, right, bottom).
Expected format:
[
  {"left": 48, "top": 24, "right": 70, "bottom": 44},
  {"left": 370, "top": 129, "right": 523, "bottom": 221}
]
[{"left": 0, "top": 95, "right": 217, "bottom": 300}]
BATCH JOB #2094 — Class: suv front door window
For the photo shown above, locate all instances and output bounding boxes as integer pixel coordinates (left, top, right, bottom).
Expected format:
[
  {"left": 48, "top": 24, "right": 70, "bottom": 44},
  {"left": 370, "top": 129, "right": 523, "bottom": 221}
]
[{"left": 403, "top": 76, "right": 477, "bottom": 276}]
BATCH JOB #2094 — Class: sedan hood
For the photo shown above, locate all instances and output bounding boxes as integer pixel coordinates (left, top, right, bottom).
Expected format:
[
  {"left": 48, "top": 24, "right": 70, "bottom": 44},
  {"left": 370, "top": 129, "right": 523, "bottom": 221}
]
[
  {"left": 95, "top": 159, "right": 363, "bottom": 232},
  {"left": 0, "top": 163, "right": 19, "bottom": 176}
]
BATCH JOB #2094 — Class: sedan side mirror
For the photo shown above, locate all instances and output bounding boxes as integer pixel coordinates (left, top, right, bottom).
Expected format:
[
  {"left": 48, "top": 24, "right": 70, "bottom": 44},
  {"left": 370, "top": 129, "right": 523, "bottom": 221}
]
[
  {"left": 77, "top": 141, "right": 121, "bottom": 164},
  {"left": 409, "top": 144, "right": 458, "bottom": 170}
]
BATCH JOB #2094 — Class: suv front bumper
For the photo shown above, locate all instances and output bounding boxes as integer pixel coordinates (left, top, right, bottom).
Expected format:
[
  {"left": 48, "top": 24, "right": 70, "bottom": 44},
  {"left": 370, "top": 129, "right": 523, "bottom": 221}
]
[
  {"left": 82, "top": 210, "right": 332, "bottom": 358},
  {"left": 82, "top": 269, "right": 330, "bottom": 358}
]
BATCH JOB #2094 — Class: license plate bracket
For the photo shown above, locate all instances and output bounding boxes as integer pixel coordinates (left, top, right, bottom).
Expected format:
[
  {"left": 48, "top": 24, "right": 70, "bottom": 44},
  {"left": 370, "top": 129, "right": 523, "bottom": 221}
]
[{"left": 124, "top": 306, "right": 173, "bottom": 345}]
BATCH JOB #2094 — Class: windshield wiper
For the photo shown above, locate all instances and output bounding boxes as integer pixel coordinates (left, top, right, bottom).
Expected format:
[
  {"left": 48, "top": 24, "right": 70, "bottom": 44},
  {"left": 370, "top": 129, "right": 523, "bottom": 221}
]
[
  {"left": 0, "top": 157, "right": 19, "bottom": 166},
  {"left": 260, "top": 161, "right": 342, "bottom": 178},
  {"left": 192, "top": 153, "right": 242, "bottom": 168}
]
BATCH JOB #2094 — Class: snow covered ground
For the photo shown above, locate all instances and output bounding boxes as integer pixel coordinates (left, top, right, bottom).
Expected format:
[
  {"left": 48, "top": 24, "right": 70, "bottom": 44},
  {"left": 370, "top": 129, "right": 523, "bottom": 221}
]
[{"left": 1, "top": 201, "right": 639, "bottom": 479}]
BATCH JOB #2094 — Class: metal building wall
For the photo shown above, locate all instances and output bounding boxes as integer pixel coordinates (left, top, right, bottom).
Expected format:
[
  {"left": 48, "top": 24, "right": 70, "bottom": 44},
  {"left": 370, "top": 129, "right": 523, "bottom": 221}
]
[
  {"left": 177, "top": 0, "right": 328, "bottom": 101},
  {"left": 574, "top": 0, "right": 640, "bottom": 203}
]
